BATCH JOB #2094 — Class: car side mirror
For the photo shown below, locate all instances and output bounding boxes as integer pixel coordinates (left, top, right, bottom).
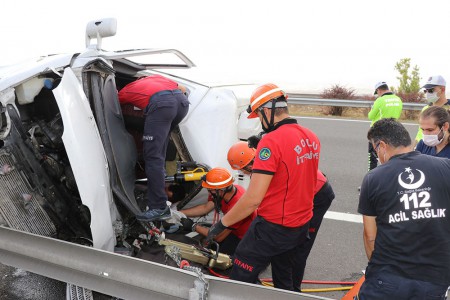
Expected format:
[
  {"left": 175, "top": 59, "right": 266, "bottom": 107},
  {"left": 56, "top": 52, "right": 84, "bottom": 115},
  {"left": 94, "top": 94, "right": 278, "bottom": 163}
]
[{"left": 85, "top": 18, "right": 117, "bottom": 50}]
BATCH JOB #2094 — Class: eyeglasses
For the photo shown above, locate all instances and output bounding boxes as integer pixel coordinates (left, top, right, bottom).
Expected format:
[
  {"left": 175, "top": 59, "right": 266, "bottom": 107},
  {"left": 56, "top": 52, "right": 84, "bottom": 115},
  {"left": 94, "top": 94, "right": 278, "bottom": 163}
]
[
  {"left": 424, "top": 88, "right": 435, "bottom": 93},
  {"left": 372, "top": 142, "right": 380, "bottom": 158}
]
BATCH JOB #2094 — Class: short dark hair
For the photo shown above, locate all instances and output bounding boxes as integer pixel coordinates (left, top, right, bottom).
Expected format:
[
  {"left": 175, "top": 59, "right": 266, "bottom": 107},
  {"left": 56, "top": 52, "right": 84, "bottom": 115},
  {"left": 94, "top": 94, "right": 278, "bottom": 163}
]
[
  {"left": 272, "top": 96, "right": 289, "bottom": 116},
  {"left": 367, "top": 118, "right": 411, "bottom": 147},
  {"left": 274, "top": 106, "right": 289, "bottom": 116}
]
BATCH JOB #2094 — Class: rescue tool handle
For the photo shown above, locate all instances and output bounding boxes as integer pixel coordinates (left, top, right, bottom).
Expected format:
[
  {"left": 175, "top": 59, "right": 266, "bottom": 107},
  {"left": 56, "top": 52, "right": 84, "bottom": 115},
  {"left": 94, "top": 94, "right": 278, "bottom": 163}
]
[
  {"left": 195, "top": 241, "right": 220, "bottom": 261},
  {"left": 165, "top": 171, "right": 208, "bottom": 183}
]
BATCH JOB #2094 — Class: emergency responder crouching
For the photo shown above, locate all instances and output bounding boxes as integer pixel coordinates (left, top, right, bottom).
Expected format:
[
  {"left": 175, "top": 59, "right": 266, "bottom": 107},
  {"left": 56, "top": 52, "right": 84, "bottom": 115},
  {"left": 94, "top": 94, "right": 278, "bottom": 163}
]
[{"left": 179, "top": 167, "right": 255, "bottom": 256}]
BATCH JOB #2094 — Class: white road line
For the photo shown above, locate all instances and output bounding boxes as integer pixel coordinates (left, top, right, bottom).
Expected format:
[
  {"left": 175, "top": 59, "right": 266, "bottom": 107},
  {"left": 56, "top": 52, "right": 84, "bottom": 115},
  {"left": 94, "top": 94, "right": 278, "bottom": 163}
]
[
  {"left": 295, "top": 116, "right": 418, "bottom": 126},
  {"left": 324, "top": 211, "right": 363, "bottom": 223}
]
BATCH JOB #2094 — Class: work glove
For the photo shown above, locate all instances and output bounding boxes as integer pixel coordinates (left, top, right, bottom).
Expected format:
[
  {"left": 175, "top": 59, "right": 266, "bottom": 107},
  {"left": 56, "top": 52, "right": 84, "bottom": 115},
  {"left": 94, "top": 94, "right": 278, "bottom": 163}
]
[
  {"left": 205, "top": 220, "right": 228, "bottom": 245},
  {"left": 247, "top": 133, "right": 262, "bottom": 149},
  {"left": 161, "top": 221, "right": 180, "bottom": 234},
  {"left": 180, "top": 218, "right": 194, "bottom": 232}
]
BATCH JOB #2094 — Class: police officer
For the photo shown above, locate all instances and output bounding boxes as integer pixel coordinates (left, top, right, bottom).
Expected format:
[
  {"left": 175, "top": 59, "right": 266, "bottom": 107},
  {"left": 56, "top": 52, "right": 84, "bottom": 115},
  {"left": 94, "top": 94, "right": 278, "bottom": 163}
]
[
  {"left": 358, "top": 118, "right": 450, "bottom": 299},
  {"left": 367, "top": 81, "right": 403, "bottom": 171},
  {"left": 118, "top": 74, "right": 189, "bottom": 222},
  {"left": 415, "top": 75, "right": 450, "bottom": 145},
  {"left": 206, "top": 83, "right": 320, "bottom": 291}
]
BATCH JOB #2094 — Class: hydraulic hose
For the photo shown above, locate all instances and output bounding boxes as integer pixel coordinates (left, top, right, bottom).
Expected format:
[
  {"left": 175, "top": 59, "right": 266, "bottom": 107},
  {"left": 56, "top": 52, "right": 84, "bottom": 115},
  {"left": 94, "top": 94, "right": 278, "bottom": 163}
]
[
  {"left": 208, "top": 268, "right": 229, "bottom": 279},
  {"left": 302, "top": 287, "right": 352, "bottom": 292},
  {"left": 207, "top": 269, "right": 357, "bottom": 292},
  {"left": 302, "top": 280, "right": 357, "bottom": 285},
  {"left": 260, "top": 281, "right": 352, "bottom": 292},
  {"left": 260, "top": 278, "right": 357, "bottom": 285}
]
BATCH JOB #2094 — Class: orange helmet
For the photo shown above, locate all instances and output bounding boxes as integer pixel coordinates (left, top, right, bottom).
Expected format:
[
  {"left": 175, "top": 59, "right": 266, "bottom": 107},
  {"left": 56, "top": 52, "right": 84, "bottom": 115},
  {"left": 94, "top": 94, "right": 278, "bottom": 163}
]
[
  {"left": 247, "top": 83, "right": 287, "bottom": 119},
  {"left": 227, "top": 141, "right": 255, "bottom": 170},
  {"left": 202, "top": 167, "right": 234, "bottom": 189}
]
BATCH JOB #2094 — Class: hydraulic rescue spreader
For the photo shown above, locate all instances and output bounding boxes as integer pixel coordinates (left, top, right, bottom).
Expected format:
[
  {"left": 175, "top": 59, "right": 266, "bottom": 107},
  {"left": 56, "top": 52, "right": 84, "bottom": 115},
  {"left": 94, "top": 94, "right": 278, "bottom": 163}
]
[
  {"left": 159, "top": 233, "right": 232, "bottom": 270},
  {"left": 165, "top": 161, "right": 208, "bottom": 183}
]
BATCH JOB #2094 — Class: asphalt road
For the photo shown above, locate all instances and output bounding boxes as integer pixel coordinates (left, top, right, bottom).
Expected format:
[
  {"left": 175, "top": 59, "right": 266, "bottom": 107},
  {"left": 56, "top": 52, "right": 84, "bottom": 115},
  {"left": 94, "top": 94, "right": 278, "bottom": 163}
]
[
  {"left": 0, "top": 116, "right": 422, "bottom": 300},
  {"left": 0, "top": 264, "right": 65, "bottom": 299}
]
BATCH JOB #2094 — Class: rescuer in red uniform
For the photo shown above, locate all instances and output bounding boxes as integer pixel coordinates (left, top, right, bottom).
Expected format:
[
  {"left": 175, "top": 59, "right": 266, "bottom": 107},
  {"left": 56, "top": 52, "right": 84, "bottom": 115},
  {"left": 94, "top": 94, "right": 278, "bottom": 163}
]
[
  {"left": 118, "top": 74, "right": 189, "bottom": 222},
  {"left": 180, "top": 167, "right": 255, "bottom": 256},
  {"left": 206, "top": 83, "right": 321, "bottom": 290},
  {"left": 227, "top": 141, "right": 335, "bottom": 291}
]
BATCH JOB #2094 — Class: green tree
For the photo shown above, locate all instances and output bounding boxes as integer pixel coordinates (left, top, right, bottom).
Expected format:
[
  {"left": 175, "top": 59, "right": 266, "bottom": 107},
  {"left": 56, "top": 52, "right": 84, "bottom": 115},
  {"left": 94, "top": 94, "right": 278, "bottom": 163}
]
[{"left": 394, "top": 58, "right": 421, "bottom": 93}]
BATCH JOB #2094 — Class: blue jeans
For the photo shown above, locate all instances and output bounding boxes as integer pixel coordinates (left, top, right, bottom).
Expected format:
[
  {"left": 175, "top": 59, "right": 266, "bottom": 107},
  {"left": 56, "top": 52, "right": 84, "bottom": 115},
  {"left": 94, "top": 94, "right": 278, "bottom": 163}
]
[
  {"left": 358, "top": 271, "right": 448, "bottom": 300},
  {"left": 143, "top": 90, "right": 189, "bottom": 210}
]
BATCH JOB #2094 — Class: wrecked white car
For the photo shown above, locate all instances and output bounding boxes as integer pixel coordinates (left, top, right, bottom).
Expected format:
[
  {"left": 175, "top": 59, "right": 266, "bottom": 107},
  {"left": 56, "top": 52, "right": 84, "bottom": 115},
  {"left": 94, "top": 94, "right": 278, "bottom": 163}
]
[
  {"left": 0, "top": 17, "right": 260, "bottom": 278},
  {"left": 0, "top": 18, "right": 340, "bottom": 300}
]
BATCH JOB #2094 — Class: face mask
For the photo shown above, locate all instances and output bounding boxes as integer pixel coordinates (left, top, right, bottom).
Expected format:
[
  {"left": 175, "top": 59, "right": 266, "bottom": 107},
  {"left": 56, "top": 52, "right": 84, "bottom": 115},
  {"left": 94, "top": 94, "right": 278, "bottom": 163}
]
[
  {"left": 426, "top": 92, "right": 439, "bottom": 103},
  {"left": 423, "top": 128, "right": 444, "bottom": 147}
]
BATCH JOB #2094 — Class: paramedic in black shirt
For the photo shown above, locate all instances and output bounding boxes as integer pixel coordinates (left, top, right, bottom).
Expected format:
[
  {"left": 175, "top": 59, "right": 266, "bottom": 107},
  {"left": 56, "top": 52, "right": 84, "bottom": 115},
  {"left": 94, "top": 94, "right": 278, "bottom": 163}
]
[{"left": 357, "top": 118, "right": 450, "bottom": 300}]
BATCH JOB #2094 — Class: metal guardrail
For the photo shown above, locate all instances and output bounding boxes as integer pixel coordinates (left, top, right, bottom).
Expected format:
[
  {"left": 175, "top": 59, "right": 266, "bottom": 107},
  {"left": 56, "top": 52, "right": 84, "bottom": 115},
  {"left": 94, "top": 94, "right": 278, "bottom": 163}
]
[
  {"left": 287, "top": 94, "right": 426, "bottom": 111},
  {"left": 0, "top": 226, "right": 335, "bottom": 300}
]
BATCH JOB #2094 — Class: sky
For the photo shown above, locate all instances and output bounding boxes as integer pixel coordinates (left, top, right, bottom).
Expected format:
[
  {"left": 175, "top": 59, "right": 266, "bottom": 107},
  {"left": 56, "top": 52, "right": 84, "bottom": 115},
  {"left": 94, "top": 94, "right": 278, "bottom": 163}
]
[{"left": 2, "top": 0, "right": 450, "bottom": 95}]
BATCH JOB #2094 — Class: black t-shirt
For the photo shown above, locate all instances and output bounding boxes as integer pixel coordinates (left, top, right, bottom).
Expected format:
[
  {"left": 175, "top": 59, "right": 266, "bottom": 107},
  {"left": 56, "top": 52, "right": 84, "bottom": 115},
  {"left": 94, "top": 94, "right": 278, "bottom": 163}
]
[{"left": 358, "top": 151, "right": 450, "bottom": 285}]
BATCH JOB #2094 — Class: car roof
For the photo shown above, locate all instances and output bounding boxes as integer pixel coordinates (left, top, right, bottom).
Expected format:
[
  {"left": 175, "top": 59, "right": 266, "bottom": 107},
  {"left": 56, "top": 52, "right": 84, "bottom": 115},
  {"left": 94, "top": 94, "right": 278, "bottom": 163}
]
[{"left": 0, "top": 54, "right": 76, "bottom": 91}]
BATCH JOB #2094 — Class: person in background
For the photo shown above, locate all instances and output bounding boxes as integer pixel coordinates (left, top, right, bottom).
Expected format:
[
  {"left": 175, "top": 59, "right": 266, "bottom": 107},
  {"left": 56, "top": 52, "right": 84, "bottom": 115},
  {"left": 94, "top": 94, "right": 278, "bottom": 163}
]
[
  {"left": 227, "top": 141, "right": 255, "bottom": 176},
  {"left": 228, "top": 141, "right": 335, "bottom": 292},
  {"left": 358, "top": 118, "right": 450, "bottom": 299},
  {"left": 415, "top": 75, "right": 450, "bottom": 146},
  {"left": 415, "top": 106, "right": 450, "bottom": 158},
  {"left": 367, "top": 81, "right": 403, "bottom": 171},
  {"left": 179, "top": 167, "right": 255, "bottom": 256},
  {"left": 207, "top": 83, "right": 320, "bottom": 291},
  {"left": 118, "top": 74, "right": 189, "bottom": 222}
]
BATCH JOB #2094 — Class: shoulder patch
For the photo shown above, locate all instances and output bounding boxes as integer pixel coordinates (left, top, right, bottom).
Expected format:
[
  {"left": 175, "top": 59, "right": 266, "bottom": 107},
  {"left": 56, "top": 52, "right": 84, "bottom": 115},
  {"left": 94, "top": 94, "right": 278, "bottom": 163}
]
[{"left": 259, "top": 147, "right": 271, "bottom": 161}]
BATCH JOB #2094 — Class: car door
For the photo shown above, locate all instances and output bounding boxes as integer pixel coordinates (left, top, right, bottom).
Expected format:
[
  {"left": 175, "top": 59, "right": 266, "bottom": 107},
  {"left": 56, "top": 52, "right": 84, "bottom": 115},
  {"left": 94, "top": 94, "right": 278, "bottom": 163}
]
[{"left": 53, "top": 67, "right": 115, "bottom": 251}]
